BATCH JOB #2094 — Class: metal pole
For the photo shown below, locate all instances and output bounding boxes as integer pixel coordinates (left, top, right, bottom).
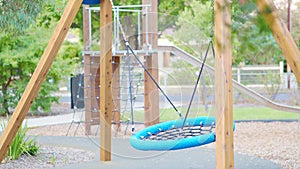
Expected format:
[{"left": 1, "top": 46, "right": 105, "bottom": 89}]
[
  {"left": 89, "top": 9, "right": 92, "bottom": 48},
  {"left": 138, "top": 11, "right": 141, "bottom": 48},
  {"left": 287, "top": 0, "right": 292, "bottom": 89},
  {"left": 113, "top": 7, "right": 117, "bottom": 55}
]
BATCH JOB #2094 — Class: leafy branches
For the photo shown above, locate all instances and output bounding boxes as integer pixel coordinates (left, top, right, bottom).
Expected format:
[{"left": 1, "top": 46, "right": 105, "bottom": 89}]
[
  {"left": 0, "top": 0, "right": 82, "bottom": 115},
  {"left": 1, "top": 120, "right": 39, "bottom": 161},
  {"left": 0, "top": 0, "right": 43, "bottom": 34},
  {"left": 172, "top": 0, "right": 283, "bottom": 66}
]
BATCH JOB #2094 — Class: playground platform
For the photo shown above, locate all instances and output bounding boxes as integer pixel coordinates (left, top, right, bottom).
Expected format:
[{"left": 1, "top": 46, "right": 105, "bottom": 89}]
[{"left": 36, "top": 136, "right": 282, "bottom": 169}]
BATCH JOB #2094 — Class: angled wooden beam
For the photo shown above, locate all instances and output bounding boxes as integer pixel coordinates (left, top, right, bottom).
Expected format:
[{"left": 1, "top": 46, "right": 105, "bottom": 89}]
[
  {"left": 214, "top": 0, "right": 234, "bottom": 169},
  {"left": 99, "top": 0, "right": 113, "bottom": 161},
  {"left": 0, "top": 0, "right": 82, "bottom": 163},
  {"left": 256, "top": 0, "right": 300, "bottom": 83}
]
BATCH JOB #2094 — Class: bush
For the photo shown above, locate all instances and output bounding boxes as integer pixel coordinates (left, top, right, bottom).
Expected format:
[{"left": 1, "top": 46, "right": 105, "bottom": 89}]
[
  {"left": 0, "top": 28, "right": 81, "bottom": 115},
  {"left": 1, "top": 119, "right": 40, "bottom": 160},
  {"left": 0, "top": 1, "right": 82, "bottom": 115}
]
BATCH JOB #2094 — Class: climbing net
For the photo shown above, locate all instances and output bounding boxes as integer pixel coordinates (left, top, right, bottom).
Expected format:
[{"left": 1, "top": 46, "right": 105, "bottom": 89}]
[{"left": 142, "top": 121, "right": 215, "bottom": 141}]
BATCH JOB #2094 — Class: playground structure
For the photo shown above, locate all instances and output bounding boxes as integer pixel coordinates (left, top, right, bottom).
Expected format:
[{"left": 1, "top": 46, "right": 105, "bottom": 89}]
[
  {"left": 0, "top": 1, "right": 299, "bottom": 169},
  {"left": 80, "top": 4, "right": 155, "bottom": 135},
  {"left": 78, "top": 1, "right": 300, "bottom": 138}
]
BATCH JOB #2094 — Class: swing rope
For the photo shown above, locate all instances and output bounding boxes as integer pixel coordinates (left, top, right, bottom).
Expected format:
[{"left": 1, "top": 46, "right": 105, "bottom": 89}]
[
  {"left": 126, "top": 42, "right": 183, "bottom": 118},
  {"left": 182, "top": 0, "right": 216, "bottom": 128},
  {"left": 126, "top": 47, "right": 135, "bottom": 132},
  {"left": 181, "top": 40, "right": 213, "bottom": 129},
  {"left": 110, "top": 0, "right": 215, "bottom": 144},
  {"left": 109, "top": 0, "right": 183, "bottom": 120},
  {"left": 109, "top": 0, "right": 137, "bottom": 132},
  {"left": 128, "top": 0, "right": 224, "bottom": 151}
]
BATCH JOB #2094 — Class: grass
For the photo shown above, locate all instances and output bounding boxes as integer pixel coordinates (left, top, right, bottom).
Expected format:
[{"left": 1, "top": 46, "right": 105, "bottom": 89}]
[
  {"left": 121, "top": 106, "right": 299, "bottom": 122},
  {"left": 233, "top": 107, "right": 299, "bottom": 120},
  {"left": 1, "top": 119, "right": 40, "bottom": 161}
]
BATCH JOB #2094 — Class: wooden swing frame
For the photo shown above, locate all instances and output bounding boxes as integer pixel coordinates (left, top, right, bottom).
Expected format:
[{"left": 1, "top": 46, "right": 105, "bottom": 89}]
[{"left": 0, "top": 1, "right": 299, "bottom": 169}]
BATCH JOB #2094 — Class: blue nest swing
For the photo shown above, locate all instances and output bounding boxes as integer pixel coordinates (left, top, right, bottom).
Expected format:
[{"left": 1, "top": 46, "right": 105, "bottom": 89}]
[
  {"left": 82, "top": 0, "right": 100, "bottom": 5},
  {"left": 130, "top": 117, "right": 216, "bottom": 151},
  {"left": 125, "top": 41, "right": 227, "bottom": 151}
]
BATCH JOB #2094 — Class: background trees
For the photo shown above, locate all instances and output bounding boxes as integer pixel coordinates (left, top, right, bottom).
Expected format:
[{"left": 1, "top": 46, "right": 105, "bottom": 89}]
[
  {"left": 0, "top": 0, "right": 299, "bottom": 115},
  {"left": 171, "top": 0, "right": 298, "bottom": 66},
  {"left": 0, "top": 1, "right": 81, "bottom": 115}
]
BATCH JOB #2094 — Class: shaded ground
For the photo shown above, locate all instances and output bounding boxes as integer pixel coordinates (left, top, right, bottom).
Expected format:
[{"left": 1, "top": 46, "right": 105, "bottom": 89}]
[{"left": 26, "top": 121, "right": 300, "bottom": 169}]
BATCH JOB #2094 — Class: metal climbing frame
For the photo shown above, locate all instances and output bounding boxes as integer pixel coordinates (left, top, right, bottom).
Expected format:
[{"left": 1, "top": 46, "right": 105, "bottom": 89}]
[
  {"left": 67, "top": 54, "right": 145, "bottom": 136},
  {"left": 71, "top": 4, "right": 154, "bottom": 135},
  {"left": 82, "top": 4, "right": 152, "bottom": 54}
]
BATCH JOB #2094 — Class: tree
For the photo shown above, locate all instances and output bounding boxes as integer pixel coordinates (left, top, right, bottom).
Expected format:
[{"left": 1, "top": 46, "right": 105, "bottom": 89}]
[
  {"left": 172, "top": 0, "right": 284, "bottom": 66},
  {"left": 0, "top": 0, "right": 43, "bottom": 34},
  {"left": 0, "top": 1, "right": 81, "bottom": 115},
  {"left": 232, "top": 1, "right": 283, "bottom": 65},
  {"left": 158, "top": 0, "right": 187, "bottom": 32},
  {"left": 173, "top": 1, "right": 212, "bottom": 45}
]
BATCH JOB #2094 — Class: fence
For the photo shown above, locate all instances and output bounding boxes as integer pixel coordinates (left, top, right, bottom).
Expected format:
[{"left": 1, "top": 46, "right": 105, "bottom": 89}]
[{"left": 232, "top": 61, "right": 297, "bottom": 89}]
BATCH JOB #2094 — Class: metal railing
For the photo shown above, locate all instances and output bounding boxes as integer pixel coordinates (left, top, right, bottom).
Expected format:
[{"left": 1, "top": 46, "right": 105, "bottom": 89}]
[{"left": 84, "top": 4, "right": 151, "bottom": 54}]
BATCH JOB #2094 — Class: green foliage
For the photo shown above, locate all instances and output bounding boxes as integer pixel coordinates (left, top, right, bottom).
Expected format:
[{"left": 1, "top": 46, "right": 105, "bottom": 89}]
[
  {"left": 0, "top": 0, "right": 43, "bottom": 34},
  {"left": 173, "top": 1, "right": 212, "bottom": 44},
  {"left": 168, "top": 61, "right": 197, "bottom": 85},
  {"left": 258, "top": 72, "right": 281, "bottom": 100},
  {"left": 171, "top": 0, "right": 284, "bottom": 66},
  {"left": 231, "top": 1, "right": 283, "bottom": 65},
  {"left": 37, "top": 1, "right": 65, "bottom": 28},
  {"left": 1, "top": 120, "right": 39, "bottom": 160},
  {"left": 0, "top": 1, "right": 82, "bottom": 115},
  {"left": 158, "top": 0, "right": 187, "bottom": 31},
  {"left": 49, "top": 154, "right": 56, "bottom": 164}
]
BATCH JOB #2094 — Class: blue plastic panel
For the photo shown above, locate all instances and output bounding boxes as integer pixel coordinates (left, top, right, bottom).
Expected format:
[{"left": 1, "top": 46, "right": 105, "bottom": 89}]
[
  {"left": 82, "top": 0, "right": 100, "bottom": 5},
  {"left": 130, "top": 117, "right": 217, "bottom": 151}
]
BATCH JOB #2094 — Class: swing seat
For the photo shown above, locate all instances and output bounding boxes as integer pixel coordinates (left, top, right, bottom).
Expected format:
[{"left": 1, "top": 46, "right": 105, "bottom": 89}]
[
  {"left": 130, "top": 117, "right": 217, "bottom": 151},
  {"left": 82, "top": 0, "right": 100, "bottom": 5}
]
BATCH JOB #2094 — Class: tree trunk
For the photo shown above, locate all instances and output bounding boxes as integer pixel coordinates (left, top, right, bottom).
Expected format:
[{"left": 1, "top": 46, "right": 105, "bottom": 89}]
[{"left": 1, "top": 84, "right": 10, "bottom": 115}]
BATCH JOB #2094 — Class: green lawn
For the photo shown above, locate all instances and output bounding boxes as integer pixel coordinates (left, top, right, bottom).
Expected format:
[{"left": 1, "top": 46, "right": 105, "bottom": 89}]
[
  {"left": 121, "top": 106, "right": 299, "bottom": 122},
  {"left": 233, "top": 107, "right": 299, "bottom": 120}
]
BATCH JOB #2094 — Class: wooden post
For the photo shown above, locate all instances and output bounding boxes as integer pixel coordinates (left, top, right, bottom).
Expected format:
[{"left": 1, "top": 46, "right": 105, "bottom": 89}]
[
  {"left": 99, "top": 0, "right": 113, "bottom": 161},
  {"left": 112, "top": 56, "right": 121, "bottom": 131},
  {"left": 163, "top": 52, "right": 171, "bottom": 67},
  {"left": 142, "top": 0, "right": 159, "bottom": 127},
  {"left": 83, "top": 5, "right": 92, "bottom": 134},
  {"left": 0, "top": 0, "right": 82, "bottom": 163},
  {"left": 84, "top": 54, "right": 92, "bottom": 134},
  {"left": 83, "top": 5, "right": 90, "bottom": 51},
  {"left": 214, "top": 0, "right": 234, "bottom": 169},
  {"left": 256, "top": 0, "right": 300, "bottom": 83}
]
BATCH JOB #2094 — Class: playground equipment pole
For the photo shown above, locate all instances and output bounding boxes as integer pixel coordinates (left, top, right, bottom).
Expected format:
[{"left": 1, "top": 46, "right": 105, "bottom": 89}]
[
  {"left": 214, "top": 0, "right": 235, "bottom": 169},
  {"left": 287, "top": 0, "right": 292, "bottom": 88},
  {"left": 256, "top": 0, "right": 300, "bottom": 84},
  {"left": 142, "top": 0, "right": 160, "bottom": 127},
  {"left": 0, "top": 0, "right": 82, "bottom": 163},
  {"left": 83, "top": 5, "right": 93, "bottom": 135},
  {"left": 99, "top": 0, "right": 113, "bottom": 161}
]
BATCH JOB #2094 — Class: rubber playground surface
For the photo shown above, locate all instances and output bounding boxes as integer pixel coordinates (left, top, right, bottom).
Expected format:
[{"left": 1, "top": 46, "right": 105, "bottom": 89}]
[{"left": 36, "top": 136, "right": 282, "bottom": 169}]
